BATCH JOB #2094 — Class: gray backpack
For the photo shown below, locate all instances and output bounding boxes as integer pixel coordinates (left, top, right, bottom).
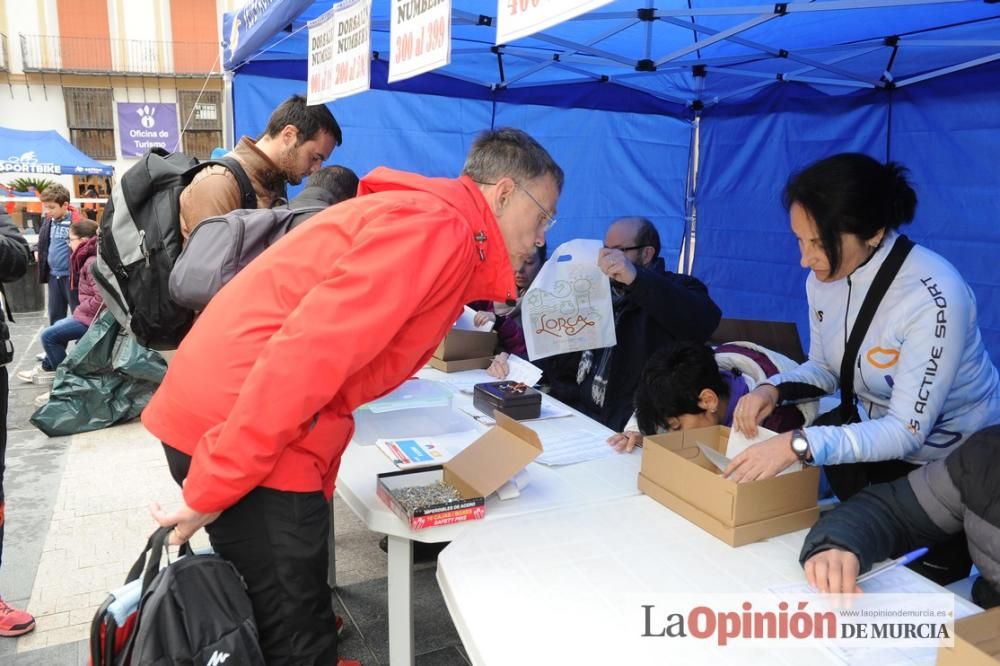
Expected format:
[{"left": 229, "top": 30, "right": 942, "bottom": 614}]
[{"left": 168, "top": 205, "right": 325, "bottom": 311}]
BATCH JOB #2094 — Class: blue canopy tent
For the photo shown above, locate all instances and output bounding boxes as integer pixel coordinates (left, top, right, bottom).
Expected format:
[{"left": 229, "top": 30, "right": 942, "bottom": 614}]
[
  {"left": 0, "top": 127, "right": 114, "bottom": 177},
  {"left": 222, "top": 0, "right": 1000, "bottom": 363}
]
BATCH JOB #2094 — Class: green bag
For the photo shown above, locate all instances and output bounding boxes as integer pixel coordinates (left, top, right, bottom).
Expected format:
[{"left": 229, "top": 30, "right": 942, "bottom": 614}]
[{"left": 30, "top": 311, "right": 167, "bottom": 437}]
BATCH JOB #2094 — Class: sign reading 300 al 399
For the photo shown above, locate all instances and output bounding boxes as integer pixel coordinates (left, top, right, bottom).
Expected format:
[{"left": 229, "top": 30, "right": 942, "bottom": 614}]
[
  {"left": 388, "top": 0, "right": 452, "bottom": 83},
  {"left": 308, "top": 0, "right": 372, "bottom": 105},
  {"left": 117, "top": 103, "right": 179, "bottom": 157}
]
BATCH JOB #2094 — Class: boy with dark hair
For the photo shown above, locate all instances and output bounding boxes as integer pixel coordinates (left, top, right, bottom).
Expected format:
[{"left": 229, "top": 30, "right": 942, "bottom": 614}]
[
  {"left": 608, "top": 341, "right": 815, "bottom": 452},
  {"left": 36, "top": 184, "right": 75, "bottom": 326},
  {"left": 179, "top": 94, "right": 343, "bottom": 240}
]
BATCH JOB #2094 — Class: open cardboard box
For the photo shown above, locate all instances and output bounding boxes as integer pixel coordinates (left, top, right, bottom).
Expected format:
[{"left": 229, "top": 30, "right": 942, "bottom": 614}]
[
  {"left": 938, "top": 607, "right": 1000, "bottom": 666},
  {"left": 376, "top": 412, "right": 542, "bottom": 529},
  {"left": 430, "top": 329, "right": 497, "bottom": 372},
  {"left": 638, "top": 425, "right": 820, "bottom": 547}
]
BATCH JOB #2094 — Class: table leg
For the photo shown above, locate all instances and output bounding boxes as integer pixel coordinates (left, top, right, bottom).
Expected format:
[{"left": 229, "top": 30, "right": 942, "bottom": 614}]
[
  {"left": 387, "top": 535, "right": 415, "bottom": 666},
  {"left": 328, "top": 498, "right": 337, "bottom": 589}
]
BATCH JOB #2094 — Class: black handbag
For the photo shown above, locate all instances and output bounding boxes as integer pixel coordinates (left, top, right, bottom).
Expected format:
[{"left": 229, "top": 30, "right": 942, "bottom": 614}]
[{"left": 818, "top": 235, "right": 915, "bottom": 498}]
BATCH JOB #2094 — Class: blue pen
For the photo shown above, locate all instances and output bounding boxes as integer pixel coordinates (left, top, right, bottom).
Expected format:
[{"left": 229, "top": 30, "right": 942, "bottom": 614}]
[{"left": 856, "top": 547, "right": 929, "bottom": 584}]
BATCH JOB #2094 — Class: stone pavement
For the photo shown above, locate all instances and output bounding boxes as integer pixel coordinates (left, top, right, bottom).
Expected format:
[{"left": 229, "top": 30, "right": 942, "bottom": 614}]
[{"left": 0, "top": 311, "right": 468, "bottom": 665}]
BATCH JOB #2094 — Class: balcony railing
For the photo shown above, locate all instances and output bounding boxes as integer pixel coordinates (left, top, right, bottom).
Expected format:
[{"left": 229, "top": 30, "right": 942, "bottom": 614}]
[
  {"left": 19, "top": 34, "right": 220, "bottom": 76},
  {"left": 0, "top": 33, "right": 8, "bottom": 72}
]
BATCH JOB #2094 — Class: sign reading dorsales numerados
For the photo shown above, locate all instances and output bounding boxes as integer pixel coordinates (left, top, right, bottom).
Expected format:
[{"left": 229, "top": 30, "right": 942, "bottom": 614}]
[
  {"left": 388, "top": 0, "right": 452, "bottom": 83},
  {"left": 495, "top": 0, "right": 614, "bottom": 45},
  {"left": 307, "top": 0, "right": 373, "bottom": 105}
]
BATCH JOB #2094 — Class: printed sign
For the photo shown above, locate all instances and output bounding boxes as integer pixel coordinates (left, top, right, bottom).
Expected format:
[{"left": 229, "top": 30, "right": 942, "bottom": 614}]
[
  {"left": 496, "top": 0, "right": 613, "bottom": 44},
  {"left": 307, "top": 0, "right": 372, "bottom": 105},
  {"left": 388, "top": 0, "right": 452, "bottom": 83},
  {"left": 117, "top": 103, "right": 180, "bottom": 157}
]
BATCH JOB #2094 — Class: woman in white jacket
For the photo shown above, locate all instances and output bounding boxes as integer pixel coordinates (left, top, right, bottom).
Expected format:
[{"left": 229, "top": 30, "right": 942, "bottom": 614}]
[{"left": 729, "top": 153, "right": 1000, "bottom": 584}]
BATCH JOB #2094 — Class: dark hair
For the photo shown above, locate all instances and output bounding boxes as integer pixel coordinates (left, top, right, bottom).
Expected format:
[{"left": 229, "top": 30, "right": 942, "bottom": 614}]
[
  {"left": 783, "top": 153, "right": 917, "bottom": 275},
  {"left": 39, "top": 184, "right": 71, "bottom": 205},
  {"left": 632, "top": 217, "right": 661, "bottom": 260},
  {"left": 306, "top": 165, "right": 359, "bottom": 204},
  {"left": 70, "top": 219, "right": 98, "bottom": 238},
  {"left": 462, "top": 128, "right": 564, "bottom": 192},
  {"left": 264, "top": 94, "right": 343, "bottom": 147},
  {"left": 634, "top": 342, "right": 728, "bottom": 435}
]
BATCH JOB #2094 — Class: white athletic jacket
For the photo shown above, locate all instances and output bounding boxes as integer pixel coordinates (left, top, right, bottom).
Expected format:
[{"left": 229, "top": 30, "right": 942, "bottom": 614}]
[{"left": 769, "top": 231, "right": 1000, "bottom": 466}]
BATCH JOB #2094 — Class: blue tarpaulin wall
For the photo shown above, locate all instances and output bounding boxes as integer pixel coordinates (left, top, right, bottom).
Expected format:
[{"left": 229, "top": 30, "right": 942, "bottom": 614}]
[
  {"left": 234, "top": 73, "right": 693, "bottom": 267},
  {"left": 696, "top": 59, "right": 1000, "bottom": 366},
  {"left": 228, "top": 1, "right": 1000, "bottom": 365}
]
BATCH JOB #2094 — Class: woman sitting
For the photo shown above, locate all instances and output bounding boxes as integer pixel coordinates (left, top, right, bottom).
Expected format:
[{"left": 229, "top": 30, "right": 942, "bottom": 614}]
[{"left": 608, "top": 341, "right": 815, "bottom": 452}]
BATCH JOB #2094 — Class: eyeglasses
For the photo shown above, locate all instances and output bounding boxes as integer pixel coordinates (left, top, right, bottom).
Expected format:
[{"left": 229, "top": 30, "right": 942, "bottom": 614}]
[
  {"left": 476, "top": 180, "right": 557, "bottom": 232},
  {"left": 604, "top": 244, "right": 649, "bottom": 254}
]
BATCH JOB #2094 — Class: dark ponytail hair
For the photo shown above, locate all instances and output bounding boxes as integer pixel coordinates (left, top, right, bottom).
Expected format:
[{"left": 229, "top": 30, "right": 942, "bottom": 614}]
[{"left": 783, "top": 153, "right": 917, "bottom": 275}]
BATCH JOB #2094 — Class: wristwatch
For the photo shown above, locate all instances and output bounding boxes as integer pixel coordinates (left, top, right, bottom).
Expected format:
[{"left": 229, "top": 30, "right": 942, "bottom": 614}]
[{"left": 790, "top": 429, "right": 812, "bottom": 463}]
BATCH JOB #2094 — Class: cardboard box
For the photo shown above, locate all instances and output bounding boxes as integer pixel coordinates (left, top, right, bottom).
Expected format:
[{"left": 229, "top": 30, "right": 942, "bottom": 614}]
[
  {"left": 428, "top": 356, "right": 493, "bottom": 373},
  {"left": 376, "top": 412, "right": 543, "bottom": 529},
  {"left": 433, "top": 329, "right": 497, "bottom": 362},
  {"left": 639, "top": 425, "right": 819, "bottom": 546},
  {"left": 938, "top": 607, "right": 1000, "bottom": 666}
]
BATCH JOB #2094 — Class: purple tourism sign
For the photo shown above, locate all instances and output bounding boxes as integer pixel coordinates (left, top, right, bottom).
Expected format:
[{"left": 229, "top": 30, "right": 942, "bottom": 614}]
[{"left": 117, "top": 102, "right": 180, "bottom": 157}]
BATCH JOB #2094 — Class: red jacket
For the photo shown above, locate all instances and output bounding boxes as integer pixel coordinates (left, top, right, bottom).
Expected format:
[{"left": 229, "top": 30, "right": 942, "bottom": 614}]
[{"left": 142, "top": 168, "right": 517, "bottom": 513}]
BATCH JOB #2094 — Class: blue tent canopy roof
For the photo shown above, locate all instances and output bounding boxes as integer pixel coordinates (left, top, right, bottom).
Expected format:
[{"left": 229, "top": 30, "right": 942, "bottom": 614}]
[
  {"left": 0, "top": 127, "right": 114, "bottom": 177},
  {"left": 223, "top": 0, "right": 1000, "bottom": 114}
]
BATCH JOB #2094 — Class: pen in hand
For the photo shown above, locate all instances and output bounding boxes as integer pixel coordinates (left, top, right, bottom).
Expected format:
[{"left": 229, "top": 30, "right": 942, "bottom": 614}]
[{"left": 856, "top": 547, "right": 929, "bottom": 585}]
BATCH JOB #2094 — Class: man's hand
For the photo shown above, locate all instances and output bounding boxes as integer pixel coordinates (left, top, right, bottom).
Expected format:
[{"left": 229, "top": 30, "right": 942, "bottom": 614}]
[
  {"left": 804, "top": 548, "right": 863, "bottom": 594},
  {"left": 150, "top": 500, "right": 220, "bottom": 546},
  {"left": 607, "top": 430, "right": 643, "bottom": 453},
  {"left": 598, "top": 248, "right": 638, "bottom": 285},
  {"left": 473, "top": 311, "right": 496, "bottom": 329},
  {"left": 487, "top": 352, "right": 510, "bottom": 379},
  {"left": 723, "top": 432, "right": 798, "bottom": 482},
  {"left": 732, "top": 384, "right": 779, "bottom": 437}
]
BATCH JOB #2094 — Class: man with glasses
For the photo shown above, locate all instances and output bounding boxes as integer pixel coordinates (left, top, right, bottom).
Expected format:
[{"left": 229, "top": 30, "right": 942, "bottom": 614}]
[
  {"left": 544, "top": 216, "right": 722, "bottom": 432},
  {"left": 143, "top": 127, "right": 562, "bottom": 666}
]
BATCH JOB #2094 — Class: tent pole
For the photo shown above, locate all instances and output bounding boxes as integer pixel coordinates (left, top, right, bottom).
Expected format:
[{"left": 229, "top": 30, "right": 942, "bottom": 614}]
[
  {"left": 223, "top": 70, "right": 236, "bottom": 150},
  {"left": 680, "top": 114, "right": 701, "bottom": 276}
]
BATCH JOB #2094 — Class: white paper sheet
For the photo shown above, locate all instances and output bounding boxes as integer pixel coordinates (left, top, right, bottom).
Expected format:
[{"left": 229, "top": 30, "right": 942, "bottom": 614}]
[
  {"left": 454, "top": 305, "right": 495, "bottom": 332},
  {"left": 724, "top": 425, "right": 802, "bottom": 476},
  {"left": 505, "top": 355, "right": 544, "bottom": 387}
]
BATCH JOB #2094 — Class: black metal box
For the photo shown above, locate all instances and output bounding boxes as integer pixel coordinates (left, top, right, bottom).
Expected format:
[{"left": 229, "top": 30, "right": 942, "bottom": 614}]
[{"left": 472, "top": 381, "right": 542, "bottom": 420}]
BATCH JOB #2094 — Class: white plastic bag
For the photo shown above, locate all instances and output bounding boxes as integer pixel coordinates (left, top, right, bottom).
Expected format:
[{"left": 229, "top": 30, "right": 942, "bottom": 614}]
[{"left": 522, "top": 239, "right": 617, "bottom": 361}]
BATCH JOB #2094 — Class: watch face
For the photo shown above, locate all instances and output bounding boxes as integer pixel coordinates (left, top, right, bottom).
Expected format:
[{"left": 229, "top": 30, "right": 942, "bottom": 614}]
[{"left": 792, "top": 435, "right": 809, "bottom": 455}]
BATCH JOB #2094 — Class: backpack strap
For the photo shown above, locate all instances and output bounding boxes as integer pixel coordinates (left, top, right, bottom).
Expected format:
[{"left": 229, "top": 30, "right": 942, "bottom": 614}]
[
  {"left": 836, "top": 234, "right": 915, "bottom": 422},
  {"left": 212, "top": 155, "right": 257, "bottom": 210},
  {"left": 124, "top": 526, "right": 192, "bottom": 593}
]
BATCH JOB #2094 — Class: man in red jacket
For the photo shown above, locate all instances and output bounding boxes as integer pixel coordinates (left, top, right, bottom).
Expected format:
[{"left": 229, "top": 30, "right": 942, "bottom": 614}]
[{"left": 145, "top": 128, "right": 563, "bottom": 665}]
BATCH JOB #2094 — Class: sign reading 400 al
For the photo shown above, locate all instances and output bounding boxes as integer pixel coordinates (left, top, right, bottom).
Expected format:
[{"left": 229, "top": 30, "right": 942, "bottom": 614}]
[
  {"left": 496, "top": 0, "right": 613, "bottom": 45},
  {"left": 307, "top": 0, "right": 372, "bottom": 105},
  {"left": 388, "top": 0, "right": 451, "bottom": 83}
]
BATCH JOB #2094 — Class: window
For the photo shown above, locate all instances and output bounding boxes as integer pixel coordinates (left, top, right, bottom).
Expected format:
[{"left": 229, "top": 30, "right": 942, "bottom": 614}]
[
  {"left": 178, "top": 90, "right": 223, "bottom": 159},
  {"left": 64, "top": 87, "right": 115, "bottom": 159}
]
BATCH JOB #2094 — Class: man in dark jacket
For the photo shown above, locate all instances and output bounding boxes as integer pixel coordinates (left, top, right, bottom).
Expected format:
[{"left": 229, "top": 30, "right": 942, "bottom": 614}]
[
  {"left": 286, "top": 165, "right": 359, "bottom": 230},
  {"left": 800, "top": 425, "right": 1000, "bottom": 608},
  {"left": 543, "top": 216, "right": 722, "bottom": 431},
  {"left": 0, "top": 212, "right": 35, "bottom": 636}
]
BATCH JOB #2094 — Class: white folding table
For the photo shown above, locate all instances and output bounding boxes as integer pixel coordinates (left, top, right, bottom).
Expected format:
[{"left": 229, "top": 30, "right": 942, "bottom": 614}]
[{"left": 332, "top": 368, "right": 643, "bottom": 665}]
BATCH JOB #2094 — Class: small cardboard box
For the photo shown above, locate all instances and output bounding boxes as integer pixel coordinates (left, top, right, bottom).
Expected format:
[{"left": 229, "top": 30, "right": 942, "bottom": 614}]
[
  {"left": 428, "top": 356, "right": 493, "bottom": 373},
  {"left": 638, "top": 425, "right": 820, "bottom": 547},
  {"left": 938, "top": 607, "right": 1000, "bottom": 666},
  {"left": 433, "top": 329, "right": 497, "bottom": 362},
  {"left": 376, "top": 412, "right": 542, "bottom": 529}
]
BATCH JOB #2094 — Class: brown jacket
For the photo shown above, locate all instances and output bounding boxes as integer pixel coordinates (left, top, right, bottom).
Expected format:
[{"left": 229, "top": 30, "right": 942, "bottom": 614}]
[{"left": 178, "top": 137, "right": 288, "bottom": 241}]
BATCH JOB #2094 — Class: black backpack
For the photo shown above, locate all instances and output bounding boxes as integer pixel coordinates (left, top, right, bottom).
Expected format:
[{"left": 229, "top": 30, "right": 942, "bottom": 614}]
[
  {"left": 111, "top": 526, "right": 265, "bottom": 666},
  {"left": 93, "top": 149, "right": 257, "bottom": 349}
]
